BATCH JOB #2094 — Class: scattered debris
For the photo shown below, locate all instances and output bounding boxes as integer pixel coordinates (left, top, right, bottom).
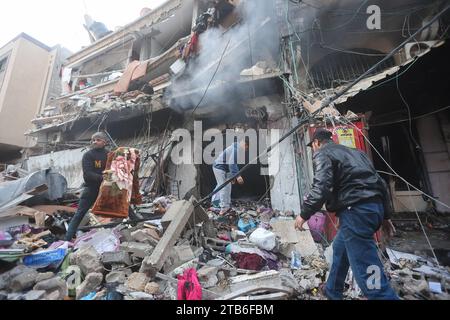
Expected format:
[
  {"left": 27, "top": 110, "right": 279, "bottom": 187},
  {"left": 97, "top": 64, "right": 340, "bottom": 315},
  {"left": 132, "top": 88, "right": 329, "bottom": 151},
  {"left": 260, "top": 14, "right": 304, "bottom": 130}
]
[{"left": 0, "top": 162, "right": 448, "bottom": 301}]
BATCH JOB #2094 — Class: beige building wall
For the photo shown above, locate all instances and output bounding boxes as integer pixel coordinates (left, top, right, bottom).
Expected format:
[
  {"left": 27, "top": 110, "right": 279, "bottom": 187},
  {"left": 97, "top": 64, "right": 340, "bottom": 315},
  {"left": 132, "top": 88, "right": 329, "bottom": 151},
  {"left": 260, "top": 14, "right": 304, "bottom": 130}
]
[{"left": 0, "top": 36, "right": 52, "bottom": 149}]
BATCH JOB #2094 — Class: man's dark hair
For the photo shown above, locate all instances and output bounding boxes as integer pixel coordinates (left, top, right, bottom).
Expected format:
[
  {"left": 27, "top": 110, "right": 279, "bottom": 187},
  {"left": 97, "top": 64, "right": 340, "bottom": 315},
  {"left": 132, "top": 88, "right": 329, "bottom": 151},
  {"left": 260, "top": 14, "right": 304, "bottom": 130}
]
[{"left": 307, "top": 128, "right": 333, "bottom": 147}]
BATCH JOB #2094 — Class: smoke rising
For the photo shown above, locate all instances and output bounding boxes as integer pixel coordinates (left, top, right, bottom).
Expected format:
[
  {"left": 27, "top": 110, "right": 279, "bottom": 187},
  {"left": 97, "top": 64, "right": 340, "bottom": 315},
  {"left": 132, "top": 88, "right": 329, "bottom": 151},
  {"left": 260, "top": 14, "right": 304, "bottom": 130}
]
[{"left": 167, "top": 0, "right": 281, "bottom": 116}]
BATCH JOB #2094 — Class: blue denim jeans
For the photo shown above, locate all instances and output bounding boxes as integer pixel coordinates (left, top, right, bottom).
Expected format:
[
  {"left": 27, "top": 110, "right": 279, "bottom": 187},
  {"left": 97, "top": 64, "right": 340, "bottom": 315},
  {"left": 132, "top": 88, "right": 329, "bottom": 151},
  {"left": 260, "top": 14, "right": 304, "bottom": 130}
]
[{"left": 325, "top": 202, "right": 399, "bottom": 300}]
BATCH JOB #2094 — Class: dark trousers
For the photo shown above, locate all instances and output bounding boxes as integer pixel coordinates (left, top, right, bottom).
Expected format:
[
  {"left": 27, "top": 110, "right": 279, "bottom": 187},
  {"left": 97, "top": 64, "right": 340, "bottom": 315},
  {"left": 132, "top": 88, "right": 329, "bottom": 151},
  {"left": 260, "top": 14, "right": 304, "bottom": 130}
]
[
  {"left": 325, "top": 202, "right": 399, "bottom": 300},
  {"left": 65, "top": 186, "right": 99, "bottom": 241}
]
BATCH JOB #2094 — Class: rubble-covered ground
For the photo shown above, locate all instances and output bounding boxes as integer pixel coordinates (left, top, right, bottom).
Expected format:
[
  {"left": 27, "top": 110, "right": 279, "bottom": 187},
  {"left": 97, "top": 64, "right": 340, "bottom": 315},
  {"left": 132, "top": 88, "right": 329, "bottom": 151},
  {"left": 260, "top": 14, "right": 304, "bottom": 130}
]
[{"left": 1, "top": 192, "right": 449, "bottom": 300}]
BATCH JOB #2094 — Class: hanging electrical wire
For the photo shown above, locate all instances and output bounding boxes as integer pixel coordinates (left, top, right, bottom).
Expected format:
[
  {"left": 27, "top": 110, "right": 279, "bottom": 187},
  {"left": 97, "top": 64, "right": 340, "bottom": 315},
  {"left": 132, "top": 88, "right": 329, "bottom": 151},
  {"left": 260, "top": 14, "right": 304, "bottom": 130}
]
[
  {"left": 196, "top": 4, "right": 450, "bottom": 206},
  {"left": 370, "top": 105, "right": 450, "bottom": 127}
]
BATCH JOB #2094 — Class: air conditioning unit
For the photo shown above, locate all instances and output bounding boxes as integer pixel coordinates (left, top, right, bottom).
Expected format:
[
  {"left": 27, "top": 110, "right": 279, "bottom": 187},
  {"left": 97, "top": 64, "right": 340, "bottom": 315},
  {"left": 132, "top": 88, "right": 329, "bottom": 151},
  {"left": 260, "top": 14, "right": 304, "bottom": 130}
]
[{"left": 404, "top": 41, "right": 438, "bottom": 60}]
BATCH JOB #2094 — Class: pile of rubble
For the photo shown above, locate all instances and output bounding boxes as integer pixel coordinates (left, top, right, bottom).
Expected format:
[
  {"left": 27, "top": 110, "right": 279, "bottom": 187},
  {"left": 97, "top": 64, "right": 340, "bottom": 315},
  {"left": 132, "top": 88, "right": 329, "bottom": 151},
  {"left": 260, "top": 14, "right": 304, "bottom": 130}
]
[
  {"left": 1, "top": 166, "right": 449, "bottom": 300},
  {"left": 0, "top": 187, "right": 330, "bottom": 300}
]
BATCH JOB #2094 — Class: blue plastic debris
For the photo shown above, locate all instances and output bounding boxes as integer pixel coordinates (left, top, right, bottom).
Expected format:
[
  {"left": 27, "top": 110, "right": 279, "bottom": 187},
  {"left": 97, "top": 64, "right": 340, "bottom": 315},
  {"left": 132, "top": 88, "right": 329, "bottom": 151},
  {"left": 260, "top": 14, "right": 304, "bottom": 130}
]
[
  {"left": 80, "top": 292, "right": 96, "bottom": 300},
  {"left": 23, "top": 248, "right": 67, "bottom": 268},
  {"left": 238, "top": 218, "right": 256, "bottom": 233}
]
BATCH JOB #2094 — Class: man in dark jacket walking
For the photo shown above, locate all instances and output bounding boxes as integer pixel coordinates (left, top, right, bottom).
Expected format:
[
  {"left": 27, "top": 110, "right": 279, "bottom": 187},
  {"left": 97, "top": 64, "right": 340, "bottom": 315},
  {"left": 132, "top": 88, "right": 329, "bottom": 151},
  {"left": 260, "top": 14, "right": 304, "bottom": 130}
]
[
  {"left": 65, "top": 132, "right": 109, "bottom": 241},
  {"left": 295, "top": 128, "right": 398, "bottom": 300}
]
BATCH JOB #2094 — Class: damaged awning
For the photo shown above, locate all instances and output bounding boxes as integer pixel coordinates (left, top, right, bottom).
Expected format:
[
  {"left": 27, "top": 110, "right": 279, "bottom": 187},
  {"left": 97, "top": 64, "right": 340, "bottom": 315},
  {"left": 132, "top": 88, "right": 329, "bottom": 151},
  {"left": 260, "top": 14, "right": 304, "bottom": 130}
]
[{"left": 328, "top": 40, "right": 446, "bottom": 107}]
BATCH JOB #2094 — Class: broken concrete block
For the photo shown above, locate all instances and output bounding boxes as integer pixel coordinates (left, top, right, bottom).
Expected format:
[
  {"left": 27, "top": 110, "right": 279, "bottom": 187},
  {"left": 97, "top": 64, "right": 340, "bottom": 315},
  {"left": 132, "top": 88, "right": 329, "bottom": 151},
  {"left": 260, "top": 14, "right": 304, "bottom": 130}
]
[
  {"left": 216, "top": 270, "right": 285, "bottom": 297},
  {"left": 170, "top": 259, "right": 199, "bottom": 277},
  {"left": 10, "top": 268, "right": 39, "bottom": 292},
  {"left": 33, "top": 277, "right": 67, "bottom": 300},
  {"left": 0, "top": 291, "right": 7, "bottom": 300},
  {"left": 105, "top": 269, "right": 131, "bottom": 284},
  {"left": 131, "top": 229, "right": 159, "bottom": 246},
  {"left": 120, "top": 242, "right": 153, "bottom": 259},
  {"left": 125, "top": 273, "right": 149, "bottom": 292},
  {"left": 76, "top": 273, "right": 103, "bottom": 300},
  {"left": 197, "top": 266, "right": 219, "bottom": 288},
  {"left": 74, "top": 246, "right": 103, "bottom": 275},
  {"left": 174, "top": 245, "right": 196, "bottom": 263},
  {"left": 140, "top": 200, "right": 194, "bottom": 277},
  {"left": 24, "top": 290, "right": 46, "bottom": 300},
  {"left": 144, "top": 282, "right": 160, "bottom": 295},
  {"left": 36, "top": 272, "right": 55, "bottom": 283},
  {"left": 203, "top": 237, "right": 230, "bottom": 251},
  {"left": 160, "top": 200, "right": 193, "bottom": 230},
  {"left": 0, "top": 265, "right": 33, "bottom": 290},
  {"left": 101, "top": 251, "right": 131, "bottom": 267},
  {"left": 145, "top": 228, "right": 160, "bottom": 240},
  {"left": 197, "top": 266, "right": 218, "bottom": 284},
  {"left": 119, "top": 228, "right": 133, "bottom": 242},
  {"left": 271, "top": 220, "right": 319, "bottom": 257}
]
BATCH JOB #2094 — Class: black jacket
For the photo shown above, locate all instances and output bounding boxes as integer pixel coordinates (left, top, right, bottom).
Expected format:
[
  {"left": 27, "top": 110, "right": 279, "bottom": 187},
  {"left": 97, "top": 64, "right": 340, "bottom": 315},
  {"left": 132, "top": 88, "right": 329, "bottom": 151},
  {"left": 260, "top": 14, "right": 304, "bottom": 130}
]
[
  {"left": 82, "top": 148, "right": 108, "bottom": 188},
  {"left": 300, "top": 142, "right": 392, "bottom": 221}
]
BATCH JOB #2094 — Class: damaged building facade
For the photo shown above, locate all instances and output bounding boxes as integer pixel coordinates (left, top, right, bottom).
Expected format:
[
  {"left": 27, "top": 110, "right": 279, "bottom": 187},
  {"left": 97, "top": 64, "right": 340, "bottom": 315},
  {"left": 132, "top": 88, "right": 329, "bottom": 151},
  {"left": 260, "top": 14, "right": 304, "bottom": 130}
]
[
  {"left": 24, "top": 0, "right": 450, "bottom": 216},
  {"left": 1, "top": 0, "right": 449, "bottom": 301}
]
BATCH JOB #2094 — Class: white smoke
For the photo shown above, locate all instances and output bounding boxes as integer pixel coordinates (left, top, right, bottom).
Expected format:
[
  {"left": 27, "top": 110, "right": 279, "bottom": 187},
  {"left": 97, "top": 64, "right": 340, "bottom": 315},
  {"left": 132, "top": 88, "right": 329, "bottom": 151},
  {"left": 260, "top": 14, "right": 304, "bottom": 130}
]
[{"left": 167, "top": 0, "right": 280, "bottom": 114}]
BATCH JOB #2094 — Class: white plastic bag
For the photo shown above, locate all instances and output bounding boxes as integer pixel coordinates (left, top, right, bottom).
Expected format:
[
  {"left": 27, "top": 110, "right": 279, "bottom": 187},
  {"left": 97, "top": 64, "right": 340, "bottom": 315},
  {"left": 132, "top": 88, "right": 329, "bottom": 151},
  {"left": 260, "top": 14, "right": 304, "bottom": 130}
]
[{"left": 249, "top": 228, "right": 276, "bottom": 251}]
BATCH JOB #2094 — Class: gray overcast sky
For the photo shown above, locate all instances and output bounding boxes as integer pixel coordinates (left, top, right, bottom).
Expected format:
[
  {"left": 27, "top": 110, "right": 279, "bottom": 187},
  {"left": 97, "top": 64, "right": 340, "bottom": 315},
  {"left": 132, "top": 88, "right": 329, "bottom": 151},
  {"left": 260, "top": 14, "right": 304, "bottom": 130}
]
[{"left": 0, "top": 0, "right": 167, "bottom": 53}]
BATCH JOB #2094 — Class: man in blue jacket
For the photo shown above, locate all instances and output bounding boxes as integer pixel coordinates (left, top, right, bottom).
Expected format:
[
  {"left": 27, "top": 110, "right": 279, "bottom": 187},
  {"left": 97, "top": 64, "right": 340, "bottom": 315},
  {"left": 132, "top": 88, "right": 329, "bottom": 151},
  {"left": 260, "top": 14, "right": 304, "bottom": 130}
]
[{"left": 212, "top": 138, "right": 249, "bottom": 215}]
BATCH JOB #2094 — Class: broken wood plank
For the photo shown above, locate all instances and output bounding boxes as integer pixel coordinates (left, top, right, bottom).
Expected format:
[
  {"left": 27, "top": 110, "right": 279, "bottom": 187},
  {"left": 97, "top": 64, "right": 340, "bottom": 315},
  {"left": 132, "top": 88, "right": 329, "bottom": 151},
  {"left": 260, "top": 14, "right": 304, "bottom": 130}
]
[
  {"left": 12, "top": 206, "right": 47, "bottom": 227},
  {"left": 140, "top": 200, "right": 194, "bottom": 278}
]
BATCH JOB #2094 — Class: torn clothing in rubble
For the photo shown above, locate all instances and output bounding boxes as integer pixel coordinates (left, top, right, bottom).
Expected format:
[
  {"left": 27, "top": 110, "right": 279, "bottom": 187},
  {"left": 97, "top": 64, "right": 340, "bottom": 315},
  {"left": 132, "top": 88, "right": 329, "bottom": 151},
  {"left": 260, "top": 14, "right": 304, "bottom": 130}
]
[
  {"left": 300, "top": 142, "right": 392, "bottom": 221},
  {"left": 177, "top": 268, "right": 202, "bottom": 300}
]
